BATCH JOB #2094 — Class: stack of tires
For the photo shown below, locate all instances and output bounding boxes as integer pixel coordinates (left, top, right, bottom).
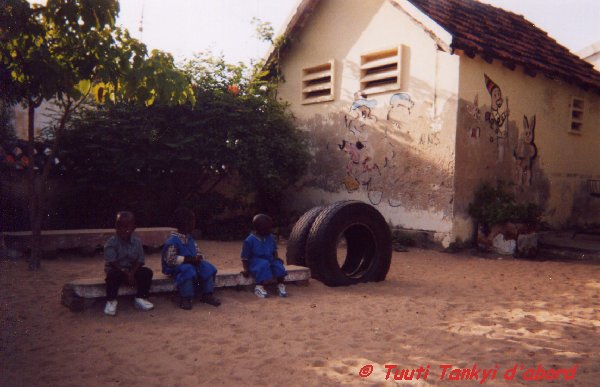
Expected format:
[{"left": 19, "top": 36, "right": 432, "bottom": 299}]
[{"left": 286, "top": 201, "right": 392, "bottom": 286}]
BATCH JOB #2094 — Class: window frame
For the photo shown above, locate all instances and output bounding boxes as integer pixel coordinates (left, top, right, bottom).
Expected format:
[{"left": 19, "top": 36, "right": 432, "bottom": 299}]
[
  {"left": 569, "top": 96, "right": 584, "bottom": 134},
  {"left": 301, "top": 60, "right": 335, "bottom": 105},
  {"left": 359, "top": 46, "right": 403, "bottom": 95}
]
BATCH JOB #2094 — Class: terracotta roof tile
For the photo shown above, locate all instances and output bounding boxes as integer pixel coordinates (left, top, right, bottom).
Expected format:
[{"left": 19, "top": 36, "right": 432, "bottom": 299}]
[{"left": 407, "top": 0, "right": 600, "bottom": 93}]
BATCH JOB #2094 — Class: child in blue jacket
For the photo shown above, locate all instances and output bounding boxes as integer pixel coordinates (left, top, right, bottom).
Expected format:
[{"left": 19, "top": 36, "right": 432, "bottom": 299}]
[
  {"left": 241, "top": 214, "right": 288, "bottom": 298},
  {"left": 162, "top": 208, "right": 221, "bottom": 310}
]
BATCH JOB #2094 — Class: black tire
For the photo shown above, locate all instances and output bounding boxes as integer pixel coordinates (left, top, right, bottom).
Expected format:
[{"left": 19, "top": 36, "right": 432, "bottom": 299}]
[
  {"left": 306, "top": 201, "right": 392, "bottom": 286},
  {"left": 286, "top": 206, "right": 324, "bottom": 266}
]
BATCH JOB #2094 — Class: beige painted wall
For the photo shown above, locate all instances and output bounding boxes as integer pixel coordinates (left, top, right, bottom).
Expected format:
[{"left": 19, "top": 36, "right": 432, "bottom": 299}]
[
  {"left": 454, "top": 55, "right": 600, "bottom": 240},
  {"left": 12, "top": 100, "right": 55, "bottom": 139},
  {"left": 277, "top": 0, "right": 460, "bottom": 244}
]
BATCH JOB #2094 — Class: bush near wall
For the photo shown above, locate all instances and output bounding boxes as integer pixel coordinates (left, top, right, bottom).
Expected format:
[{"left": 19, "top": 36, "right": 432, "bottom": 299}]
[
  {"left": 468, "top": 183, "right": 543, "bottom": 234},
  {"left": 55, "top": 95, "right": 309, "bottom": 236}
]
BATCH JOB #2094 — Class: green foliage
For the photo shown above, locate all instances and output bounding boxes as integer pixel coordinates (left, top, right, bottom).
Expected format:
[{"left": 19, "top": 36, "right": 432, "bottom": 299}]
[
  {"left": 468, "top": 183, "right": 543, "bottom": 230},
  {"left": 181, "top": 52, "right": 248, "bottom": 95},
  {"left": 60, "top": 56, "right": 310, "bottom": 230},
  {"left": 0, "top": 100, "right": 15, "bottom": 144},
  {"left": 1, "top": 0, "right": 193, "bottom": 109},
  {"left": 251, "top": 17, "right": 274, "bottom": 43},
  {"left": 1, "top": 0, "right": 122, "bottom": 105},
  {"left": 95, "top": 46, "right": 196, "bottom": 107},
  {"left": 1, "top": 0, "right": 195, "bottom": 267}
]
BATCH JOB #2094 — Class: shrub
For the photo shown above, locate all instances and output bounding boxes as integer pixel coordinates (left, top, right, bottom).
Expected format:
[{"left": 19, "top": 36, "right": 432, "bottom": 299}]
[
  {"left": 468, "top": 183, "right": 542, "bottom": 232},
  {"left": 59, "top": 85, "right": 310, "bottom": 233}
]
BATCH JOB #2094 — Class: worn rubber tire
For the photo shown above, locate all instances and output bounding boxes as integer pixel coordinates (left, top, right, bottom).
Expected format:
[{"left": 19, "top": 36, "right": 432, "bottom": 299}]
[
  {"left": 286, "top": 206, "right": 324, "bottom": 267},
  {"left": 305, "top": 200, "right": 392, "bottom": 286}
]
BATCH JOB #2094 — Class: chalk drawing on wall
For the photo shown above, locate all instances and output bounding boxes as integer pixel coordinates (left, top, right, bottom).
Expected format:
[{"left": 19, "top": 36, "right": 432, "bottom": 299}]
[
  {"left": 387, "top": 92, "right": 414, "bottom": 122},
  {"left": 345, "top": 91, "right": 378, "bottom": 135},
  {"left": 484, "top": 74, "right": 509, "bottom": 160},
  {"left": 466, "top": 94, "right": 481, "bottom": 140},
  {"left": 418, "top": 99, "right": 444, "bottom": 146},
  {"left": 513, "top": 115, "right": 538, "bottom": 188},
  {"left": 338, "top": 91, "right": 403, "bottom": 207}
]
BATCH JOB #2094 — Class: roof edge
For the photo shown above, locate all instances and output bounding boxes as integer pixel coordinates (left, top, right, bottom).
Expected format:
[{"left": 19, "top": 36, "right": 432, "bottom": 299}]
[
  {"left": 577, "top": 41, "right": 600, "bottom": 60},
  {"left": 388, "top": 0, "right": 453, "bottom": 52},
  {"left": 261, "top": 0, "right": 318, "bottom": 71}
]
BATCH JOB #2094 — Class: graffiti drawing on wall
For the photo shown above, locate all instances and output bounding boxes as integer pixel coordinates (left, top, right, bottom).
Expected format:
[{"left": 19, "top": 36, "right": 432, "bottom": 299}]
[
  {"left": 387, "top": 92, "right": 414, "bottom": 125},
  {"left": 465, "top": 94, "right": 481, "bottom": 140},
  {"left": 344, "top": 91, "right": 378, "bottom": 135},
  {"left": 419, "top": 100, "right": 444, "bottom": 146},
  {"left": 484, "top": 74, "right": 509, "bottom": 160},
  {"left": 338, "top": 138, "right": 379, "bottom": 192},
  {"left": 513, "top": 115, "right": 538, "bottom": 188},
  {"left": 339, "top": 91, "right": 402, "bottom": 206}
]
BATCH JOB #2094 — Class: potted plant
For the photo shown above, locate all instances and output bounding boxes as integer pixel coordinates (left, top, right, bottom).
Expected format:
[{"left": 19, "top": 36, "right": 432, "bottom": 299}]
[{"left": 468, "top": 183, "right": 542, "bottom": 256}]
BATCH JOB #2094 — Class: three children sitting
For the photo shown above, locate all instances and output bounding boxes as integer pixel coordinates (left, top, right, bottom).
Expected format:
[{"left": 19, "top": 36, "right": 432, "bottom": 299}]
[{"left": 104, "top": 209, "right": 288, "bottom": 315}]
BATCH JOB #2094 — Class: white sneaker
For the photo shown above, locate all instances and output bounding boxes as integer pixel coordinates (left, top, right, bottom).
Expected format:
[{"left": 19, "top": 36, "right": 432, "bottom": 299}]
[
  {"left": 254, "top": 285, "right": 268, "bottom": 298},
  {"left": 134, "top": 297, "right": 154, "bottom": 311},
  {"left": 277, "top": 283, "right": 288, "bottom": 298},
  {"left": 104, "top": 300, "right": 118, "bottom": 316}
]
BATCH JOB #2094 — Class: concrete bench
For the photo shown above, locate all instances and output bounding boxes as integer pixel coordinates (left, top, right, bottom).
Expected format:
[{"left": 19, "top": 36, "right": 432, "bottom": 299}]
[
  {"left": 61, "top": 265, "right": 311, "bottom": 311},
  {"left": 3, "top": 228, "right": 176, "bottom": 257}
]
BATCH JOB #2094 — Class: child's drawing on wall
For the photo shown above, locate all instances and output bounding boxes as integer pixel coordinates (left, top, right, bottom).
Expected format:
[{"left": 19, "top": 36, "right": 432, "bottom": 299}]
[
  {"left": 345, "top": 91, "right": 378, "bottom": 135},
  {"left": 338, "top": 91, "right": 401, "bottom": 206},
  {"left": 338, "top": 139, "right": 378, "bottom": 192},
  {"left": 513, "top": 115, "right": 538, "bottom": 188},
  {"left": 484, "top": 74, "right": 509, "bottom": 160},
  {"left": 417, "top": 99, "right": 445, "bottom": 146},
  {"left": 466, "top": 94, "right": 481, "bottom": 140},
  {"left": 386, "top": 92, "right": 414, "bottom": 135}
]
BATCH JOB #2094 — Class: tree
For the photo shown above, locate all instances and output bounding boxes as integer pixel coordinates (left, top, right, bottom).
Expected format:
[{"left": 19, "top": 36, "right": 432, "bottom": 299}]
[
  {"left": 60, "top": 54, "right": 310, "bottom": 234},
  {"left": 0, "top": 0, "right": 193, "bottom": 269}
]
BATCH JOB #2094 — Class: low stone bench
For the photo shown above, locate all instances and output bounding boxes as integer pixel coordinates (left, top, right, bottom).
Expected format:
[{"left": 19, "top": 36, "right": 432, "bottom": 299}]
[
  {"left": 61, "top": 265, "right": 311, "bottom": 311},
  {"left": 3, "top": 228, "right": 175, "bottom": 257}
]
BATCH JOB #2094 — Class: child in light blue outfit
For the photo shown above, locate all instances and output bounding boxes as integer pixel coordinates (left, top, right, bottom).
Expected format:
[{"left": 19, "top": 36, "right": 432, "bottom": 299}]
[
  {"left": 162, "top": 208, "right": 221, "bottom": 310},
  {"left": 241, "top": 214, "right": 288, "bottom": 298}
]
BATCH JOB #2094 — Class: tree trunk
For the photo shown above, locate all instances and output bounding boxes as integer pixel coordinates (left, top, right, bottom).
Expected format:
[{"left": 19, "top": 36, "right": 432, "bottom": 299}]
[
  {"left": 26, "top": 98, "right": 73, "bottom": 270},
  {"left": 27, "top": 102, "right": 42, "bottom": 270}
]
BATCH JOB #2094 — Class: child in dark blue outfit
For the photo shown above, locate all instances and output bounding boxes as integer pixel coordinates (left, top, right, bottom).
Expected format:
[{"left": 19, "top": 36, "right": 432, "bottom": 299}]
[
  {"left": 162, "top": 208, "right": 221, "bottom": 310},
  {"left": 241, "top": 214, "right": 288, "bottom": 298}
]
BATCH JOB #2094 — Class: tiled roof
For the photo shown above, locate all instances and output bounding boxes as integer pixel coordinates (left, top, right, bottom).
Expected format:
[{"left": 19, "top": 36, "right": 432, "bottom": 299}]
[{"left": 407, "top": 0, "right": 600, "bottom": 93}]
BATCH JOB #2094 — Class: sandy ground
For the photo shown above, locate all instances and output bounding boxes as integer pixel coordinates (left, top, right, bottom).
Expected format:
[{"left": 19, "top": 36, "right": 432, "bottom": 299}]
[{"left": 1, "top": 241, "right": 600, "bottom": 386}]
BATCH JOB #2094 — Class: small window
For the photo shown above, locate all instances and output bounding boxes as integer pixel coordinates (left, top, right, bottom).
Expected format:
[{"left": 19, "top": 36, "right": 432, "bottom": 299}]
[
  {"left": 569, "top": 97, "right": 584, "bottom": 133},
  {"left": 360, "top": 46, "right": 403, "bottom": 94},
  {"left": 301, "top": 60, "right": 335, "bottom": 104}
]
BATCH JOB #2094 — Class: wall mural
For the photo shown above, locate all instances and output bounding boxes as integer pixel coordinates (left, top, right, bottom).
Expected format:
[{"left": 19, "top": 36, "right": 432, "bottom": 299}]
[
  {"left": 339, "top": 91, "right": 411, "bottom": 207},
  {"left": 465, "top": 94, "right": 481, "bottom": 140},
  {"left": 310, "top": 87, "right": 452, "bottom": 210},
  {"left": 513, "top": 115, "right": 538, "bottom": 188},
  {"left": 344, "top": 91, "right": 378, "bottom": 135},
  {"left": 387, "top": 92, "right": 414, "bottom": 126},
  {"left": 484, "top": 74, "right": 509, "bottom": 160},
  {"left": 475, "top": 75, "right": 539, "bottom": 190},
  {"left": 340, "top": 91, "right": 380, "bottom": 194}
]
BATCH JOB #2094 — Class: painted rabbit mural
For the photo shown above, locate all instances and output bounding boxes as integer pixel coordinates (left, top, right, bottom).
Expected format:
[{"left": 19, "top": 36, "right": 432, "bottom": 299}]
[{"left": 513, "top": 115, "right": 538, "bottom": 188}]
